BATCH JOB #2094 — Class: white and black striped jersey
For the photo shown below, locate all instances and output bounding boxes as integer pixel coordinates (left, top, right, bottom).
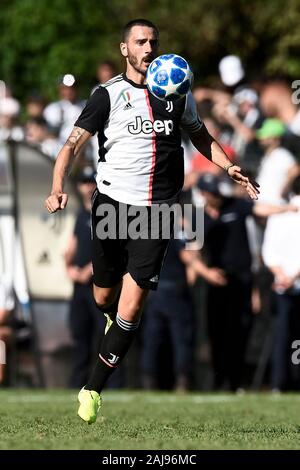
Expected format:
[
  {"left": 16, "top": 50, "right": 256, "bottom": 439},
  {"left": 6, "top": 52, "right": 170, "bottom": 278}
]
[{"left": 75, "top": 73, "right": 202, "bottom": 206}]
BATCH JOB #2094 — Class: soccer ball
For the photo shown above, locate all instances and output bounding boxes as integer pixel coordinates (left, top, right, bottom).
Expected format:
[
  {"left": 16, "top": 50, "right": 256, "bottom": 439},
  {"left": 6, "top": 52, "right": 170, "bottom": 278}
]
[{"left": 146, "top": 54, "right": 193, "bottom": 101}]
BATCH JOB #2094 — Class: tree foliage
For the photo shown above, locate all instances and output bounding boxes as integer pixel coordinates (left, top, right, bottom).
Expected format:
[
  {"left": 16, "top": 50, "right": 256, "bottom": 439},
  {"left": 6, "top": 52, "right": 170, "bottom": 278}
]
[{"left": 1, "top": 0, "right": 299, "bottom": 101}]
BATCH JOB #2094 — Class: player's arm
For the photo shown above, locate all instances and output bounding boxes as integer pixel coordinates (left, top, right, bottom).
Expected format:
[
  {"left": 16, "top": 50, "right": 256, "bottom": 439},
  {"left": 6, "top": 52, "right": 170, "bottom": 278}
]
[
  {"left": 45, "top": 127, "right": 92, "bottom": 213},
  {"left": 45, "top": 86, "right": 110, "bottom": 214},
  {"left": 189, "top": 124, "right": 259, "bottom": 200},
  {"left": 181, "top": 92, "right": 259, "bottom": 200}
]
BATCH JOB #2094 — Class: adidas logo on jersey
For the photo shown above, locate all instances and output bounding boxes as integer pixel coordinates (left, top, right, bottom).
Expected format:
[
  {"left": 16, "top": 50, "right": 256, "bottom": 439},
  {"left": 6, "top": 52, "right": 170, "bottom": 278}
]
[
  {"left": 128, "top": 116, "right": 174, "bottom": 135},
  {"left": 149, "top": 275, "right": 159, "bottom": 283},
  {"left": 123, "top": 102, "right": 133, "bottom": 110}
]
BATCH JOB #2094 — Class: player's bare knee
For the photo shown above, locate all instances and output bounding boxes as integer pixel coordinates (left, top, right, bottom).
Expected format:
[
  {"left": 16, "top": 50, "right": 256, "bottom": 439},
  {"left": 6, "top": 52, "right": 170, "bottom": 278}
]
[{"left": 93, "top": 286, "right": 116, "bottom": 310}]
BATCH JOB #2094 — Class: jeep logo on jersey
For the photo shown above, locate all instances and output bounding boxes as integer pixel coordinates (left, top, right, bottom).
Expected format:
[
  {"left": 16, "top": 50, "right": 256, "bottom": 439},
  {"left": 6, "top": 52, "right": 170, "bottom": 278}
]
[{"left": 128, "top": 116, "right": 173, "bottom": 135}]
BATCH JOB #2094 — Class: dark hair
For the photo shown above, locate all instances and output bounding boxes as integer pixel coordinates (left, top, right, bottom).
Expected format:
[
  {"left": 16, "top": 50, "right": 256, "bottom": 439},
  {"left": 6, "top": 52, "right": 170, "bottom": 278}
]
[
  {"left": 291, "top": 175, "right": 300, "bottom": 195},
  {"left": 27, "top": 116, "right": 48, "bottom": 127},
  {"left": 122, "top": 19, "right": 159, "bottom": 42},
  {"left": 26, "top": 94, "right": 45, "bottom": 105},
  {"left": 97, "top": 60, "right": 117, "bottom": 70}
]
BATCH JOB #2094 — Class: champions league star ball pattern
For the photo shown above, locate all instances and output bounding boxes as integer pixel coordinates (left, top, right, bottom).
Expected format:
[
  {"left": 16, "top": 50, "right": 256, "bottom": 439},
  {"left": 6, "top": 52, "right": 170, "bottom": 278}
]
[{"left": 146, "top": 54, "right": 193, "bottom": 101}]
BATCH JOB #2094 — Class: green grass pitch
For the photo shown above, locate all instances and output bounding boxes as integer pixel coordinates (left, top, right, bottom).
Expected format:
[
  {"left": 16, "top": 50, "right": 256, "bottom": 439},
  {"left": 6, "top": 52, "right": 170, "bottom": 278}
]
[{"left": 0, "top": 390, "right": 300, "bottom": 450}]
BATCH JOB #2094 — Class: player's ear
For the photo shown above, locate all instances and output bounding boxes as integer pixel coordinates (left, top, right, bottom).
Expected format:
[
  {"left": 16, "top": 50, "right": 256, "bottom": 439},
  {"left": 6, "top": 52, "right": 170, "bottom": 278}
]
[{"left": 120, "top": 42, "right": 128, "bottom": 58}]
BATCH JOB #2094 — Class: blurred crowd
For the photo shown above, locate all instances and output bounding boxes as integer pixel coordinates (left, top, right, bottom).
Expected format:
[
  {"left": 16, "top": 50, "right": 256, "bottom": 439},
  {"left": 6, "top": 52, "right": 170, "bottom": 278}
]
[{"left": 1, "top": 55, "right": 300, "bottom": 393}]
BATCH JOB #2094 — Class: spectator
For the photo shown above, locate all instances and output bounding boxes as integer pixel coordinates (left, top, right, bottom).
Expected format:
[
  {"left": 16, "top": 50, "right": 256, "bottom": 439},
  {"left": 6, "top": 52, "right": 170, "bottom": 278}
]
[
  {"left": 260, "top": 81, "right": 300, "bottom": 161},
  {"left": 43, "top": 74, "right": 85, "bottom": 144},
  {"left": 188, "top": 117, "right": 236, "bottom": 178},
  {"left": 0, "top": 214, "right": 29, "bottom": 385},
  {"left": 141, "top": 238, "right": 196, "bottom": 392},
  {"left": 218, "top": 55, "right": 245, "bottom": 90},
  {"left": 256, "top": 119, "right": 298, "bottom": 204},
  {"left": 0, "top": 97, "right": 24, "bottom": 142},
  {"left": 192, "top": 86, "right": 232, "bottom": 145},
  {"left": 95, "top": 60, "right": 118, "bottom": 85},
  {"left": 25, "top": 117, "right": 61, "bottom": 160},
  {"left": 25, "top": 94, "right": 46, "bottom": 119},
  {"left": 262, "top": 175, "right": 300, "bottom": 391},
  {"left": 229, "top": 88, "right": 264, "bottom": 168},
  {"left": 0, "top": 282, "right": 13, "bottom": 385},
  {"left": 194, "top": 173, "right": 298, "bottom": 391}
]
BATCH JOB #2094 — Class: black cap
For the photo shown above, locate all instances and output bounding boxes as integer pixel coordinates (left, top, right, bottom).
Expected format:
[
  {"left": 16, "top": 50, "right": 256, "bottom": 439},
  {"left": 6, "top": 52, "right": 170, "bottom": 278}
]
[
  {"left": 77, "top": 166, "right": 96, "bottom": 183},
  {"left": 197, "top": 172, "right": 221, "bottom": 194}
]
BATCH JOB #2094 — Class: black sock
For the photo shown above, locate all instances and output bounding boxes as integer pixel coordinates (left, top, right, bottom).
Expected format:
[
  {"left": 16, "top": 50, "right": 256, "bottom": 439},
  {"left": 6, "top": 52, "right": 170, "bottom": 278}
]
[
  {"left": 96, "top": 295, "right": 120, "bottom": 320},
  {"left": 86, "top": 313, "right": 139, "bottom": 393}
]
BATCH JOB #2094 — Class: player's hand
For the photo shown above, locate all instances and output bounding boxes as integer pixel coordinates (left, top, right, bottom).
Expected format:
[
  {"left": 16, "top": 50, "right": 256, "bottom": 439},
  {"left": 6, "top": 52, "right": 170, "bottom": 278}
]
[
  {"left": 44, "top": 192, "right": 68, "bottom": 213},
  {"left": 227, "top": 165, "right": 260, "bottom": 200}
]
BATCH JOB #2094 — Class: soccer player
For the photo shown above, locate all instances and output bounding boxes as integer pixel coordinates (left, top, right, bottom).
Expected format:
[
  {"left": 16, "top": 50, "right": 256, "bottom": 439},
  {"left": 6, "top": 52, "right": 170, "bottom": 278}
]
[{"left": 45, "top": 19, "right": 259, "bottom": 423}]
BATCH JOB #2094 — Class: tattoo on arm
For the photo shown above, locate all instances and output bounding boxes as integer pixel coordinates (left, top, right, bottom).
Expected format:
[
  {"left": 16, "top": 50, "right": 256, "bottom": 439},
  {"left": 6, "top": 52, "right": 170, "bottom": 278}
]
[{"left": 65, "top": 126, "right": 86, "bottom": 148}]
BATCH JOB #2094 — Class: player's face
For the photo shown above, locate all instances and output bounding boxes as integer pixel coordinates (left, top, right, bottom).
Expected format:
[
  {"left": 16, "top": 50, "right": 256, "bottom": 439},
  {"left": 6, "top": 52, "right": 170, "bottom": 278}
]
[{"left": 121, "top": 26, "right": 159, "bottom": 76}]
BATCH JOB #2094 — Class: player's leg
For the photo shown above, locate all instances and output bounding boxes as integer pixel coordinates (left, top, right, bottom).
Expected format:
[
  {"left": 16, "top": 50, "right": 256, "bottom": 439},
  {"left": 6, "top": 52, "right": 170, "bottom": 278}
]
[
  {"left": 93, "top": 283, "right": 121, "bottom": 334},
  {"left": 78, "top": 274, "right": 148, "bottom": 423},
  {"left": 79, "top": 199, "right": 172, "bottom": 422},
  {"left": 86, "top": 272, "right": 148, "bottom": 389},
  {"left": 78, "top": 190, "right": 127, "bottom": 422},
  {"left": 90, "top": 190, "right": 124, "bottom": 333},
  {"left": 77, "top": 280, "right": 127, "bottom": 424}
]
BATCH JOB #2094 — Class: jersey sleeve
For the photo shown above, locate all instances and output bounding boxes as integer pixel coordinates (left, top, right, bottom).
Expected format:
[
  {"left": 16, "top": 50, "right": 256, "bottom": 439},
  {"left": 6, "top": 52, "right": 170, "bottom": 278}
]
[
  {"left": 74, "top": 86, "right": 110, "bottom": 135},
  {"left": 180, "top": 91, "right": 203, "bottom": 133}
]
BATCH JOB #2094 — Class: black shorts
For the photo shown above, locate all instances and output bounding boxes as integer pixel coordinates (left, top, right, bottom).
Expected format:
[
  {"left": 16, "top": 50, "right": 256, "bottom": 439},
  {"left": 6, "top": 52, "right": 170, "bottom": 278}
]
[{"left": 91, "top": 190, "right": 174, "bottom": 290}]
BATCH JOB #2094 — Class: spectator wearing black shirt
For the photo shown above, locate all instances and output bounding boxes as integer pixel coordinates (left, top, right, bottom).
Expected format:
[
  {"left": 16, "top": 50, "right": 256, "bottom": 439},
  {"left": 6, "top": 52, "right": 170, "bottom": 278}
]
[
  {"left": 195, "top": 173, "right": 298, "bottom": 391},
  {"left": 141, "top": 238, "right": 195, "bottom": 391}
]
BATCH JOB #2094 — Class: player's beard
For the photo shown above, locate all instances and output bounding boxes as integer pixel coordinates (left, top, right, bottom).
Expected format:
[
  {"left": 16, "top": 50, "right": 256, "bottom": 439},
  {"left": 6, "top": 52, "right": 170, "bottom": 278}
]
[{"left": 127, "top": 51, "right": 147, "bottom": 76}]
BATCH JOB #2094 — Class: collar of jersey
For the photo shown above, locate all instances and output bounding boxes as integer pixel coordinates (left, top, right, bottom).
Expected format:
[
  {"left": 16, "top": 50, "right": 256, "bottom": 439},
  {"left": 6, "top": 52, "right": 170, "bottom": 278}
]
[{"left": 122, "top": 73, "right": 147, "bottom": 89}]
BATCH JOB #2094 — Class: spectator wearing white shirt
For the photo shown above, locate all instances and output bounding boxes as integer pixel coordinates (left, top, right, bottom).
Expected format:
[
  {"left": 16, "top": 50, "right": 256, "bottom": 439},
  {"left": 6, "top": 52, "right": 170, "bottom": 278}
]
[
  {"left": 260, "top": 81, "right": 300, "bottom": 161},
  {"left": 256, "top": 119, "right": 298, "bottom": 204},
  {"left": 25, "top": 116, "right": 61, "bottom": 160},
  {"left": 262, "top": 175, "right": 300, "bottom": 391},
  {"left": 0, "top": 97, "right": 24, "bottom": 142},
  {"left": 43, "top": 74, "right": 85, "bottom": 145},
  {"left": 0, "top": 215, "right": 30, "bottom": 384}
]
